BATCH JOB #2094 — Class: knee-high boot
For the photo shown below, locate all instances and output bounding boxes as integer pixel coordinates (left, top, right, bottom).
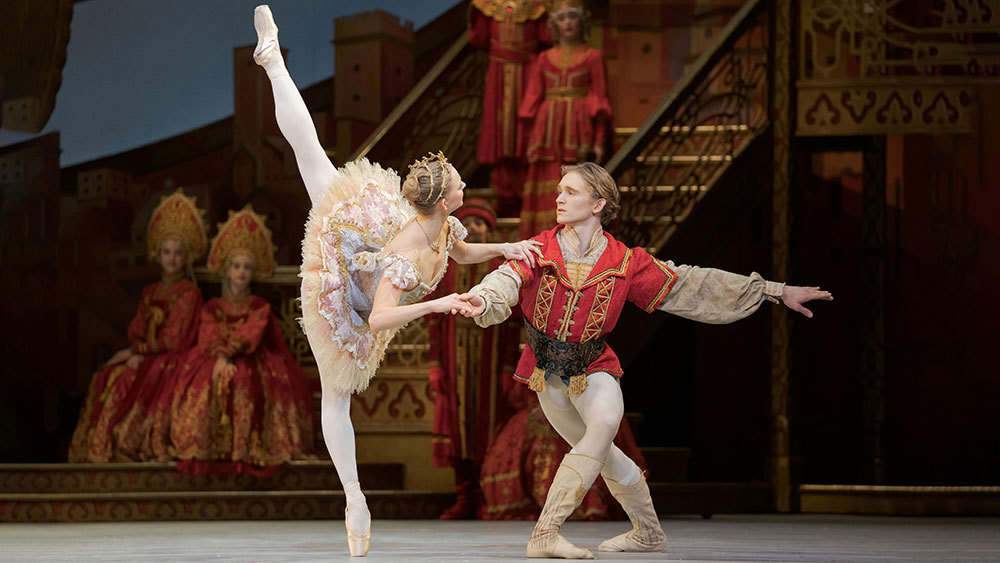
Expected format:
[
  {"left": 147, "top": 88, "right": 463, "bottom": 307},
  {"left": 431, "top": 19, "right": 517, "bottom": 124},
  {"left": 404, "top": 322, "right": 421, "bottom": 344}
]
[
  {"left": 598, "top": 473, "right": 667, "bottom": 552},
  {"left": 526, "top": 453, "right": 603, "bottom": 559}
]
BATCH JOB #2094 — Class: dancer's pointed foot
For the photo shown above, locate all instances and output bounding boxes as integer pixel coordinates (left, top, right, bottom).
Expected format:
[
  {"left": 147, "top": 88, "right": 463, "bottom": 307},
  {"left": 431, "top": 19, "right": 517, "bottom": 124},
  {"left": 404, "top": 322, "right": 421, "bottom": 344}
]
[
  {"left": 253, "top": 5, "right": 285, "bottom": 75},
  {"left": 345, "top": 505, "right": 371, "bottom": 557},
  {"left": 344, "top": 480, "right": 371, "bottom": 556}
]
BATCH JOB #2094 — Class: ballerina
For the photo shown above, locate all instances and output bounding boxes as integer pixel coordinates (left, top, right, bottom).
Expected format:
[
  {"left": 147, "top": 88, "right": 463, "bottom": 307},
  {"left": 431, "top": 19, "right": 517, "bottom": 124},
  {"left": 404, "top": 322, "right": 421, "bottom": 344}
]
[{"left": 252, "top": 5, "right": 542, "bottom": 556}]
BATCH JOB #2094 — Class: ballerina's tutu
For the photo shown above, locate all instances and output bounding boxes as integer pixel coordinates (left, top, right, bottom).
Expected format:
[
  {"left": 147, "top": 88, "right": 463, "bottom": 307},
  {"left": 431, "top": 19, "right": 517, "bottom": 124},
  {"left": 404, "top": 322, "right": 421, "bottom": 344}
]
[{"left": 300, "top": 158, "right": 466, "bottom": 394}]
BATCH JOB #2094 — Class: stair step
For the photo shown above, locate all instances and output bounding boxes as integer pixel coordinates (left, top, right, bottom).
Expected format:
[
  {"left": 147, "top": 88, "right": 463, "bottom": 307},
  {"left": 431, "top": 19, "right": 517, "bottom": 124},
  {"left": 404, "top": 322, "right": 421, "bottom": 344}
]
[
  {"left": 641, "top": 446, "right": 691, "bottom": 482},
  {"left": 648, "top": 481, "right": 771, "bottom": 515},
  {"left": 0, "top": 489, "right": 453, "bottom": 522},
  {"left": 0, "top": 461, "right": 404, "bottom": 494}
]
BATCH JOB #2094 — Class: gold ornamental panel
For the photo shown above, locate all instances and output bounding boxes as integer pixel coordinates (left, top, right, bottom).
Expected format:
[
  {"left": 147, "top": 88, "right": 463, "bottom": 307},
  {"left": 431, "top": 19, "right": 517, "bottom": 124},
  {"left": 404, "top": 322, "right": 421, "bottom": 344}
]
[
  {"left": 798, "top": 84, "right": 973, "bottom": 135},
  {"left": 350, "top": 375, "right": 433, "bottom": 433},
  {"left": 797, "top": 0, "right": 994, "bottom": 136}
]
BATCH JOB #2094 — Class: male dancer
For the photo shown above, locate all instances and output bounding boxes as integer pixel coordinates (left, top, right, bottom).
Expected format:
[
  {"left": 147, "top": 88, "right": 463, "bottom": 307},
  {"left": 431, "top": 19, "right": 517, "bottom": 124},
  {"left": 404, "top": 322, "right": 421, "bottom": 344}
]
[{"left": 459, "top": 162, "right": 832, "bottom": 559}]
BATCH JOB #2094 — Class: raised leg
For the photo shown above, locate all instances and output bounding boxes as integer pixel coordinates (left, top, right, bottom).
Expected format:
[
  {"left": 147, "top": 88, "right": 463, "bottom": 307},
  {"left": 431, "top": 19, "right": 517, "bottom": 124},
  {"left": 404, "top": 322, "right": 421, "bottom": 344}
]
[{"left": 253, "top": 5, "right": 336, "bottom": 207}]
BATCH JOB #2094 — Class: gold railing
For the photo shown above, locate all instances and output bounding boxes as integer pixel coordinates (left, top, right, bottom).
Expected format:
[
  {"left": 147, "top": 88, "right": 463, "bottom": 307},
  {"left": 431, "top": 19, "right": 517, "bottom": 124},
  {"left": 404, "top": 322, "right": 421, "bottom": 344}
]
[
  {"left": 605, "top": 0, "right": 770, "bottom": 255},
  {"left": 350, "top": 32, "right": 486, "bottom": 179}
]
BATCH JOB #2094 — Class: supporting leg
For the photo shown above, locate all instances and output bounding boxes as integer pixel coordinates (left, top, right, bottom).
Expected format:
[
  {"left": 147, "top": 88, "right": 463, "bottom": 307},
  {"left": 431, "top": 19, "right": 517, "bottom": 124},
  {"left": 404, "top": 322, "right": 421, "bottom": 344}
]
[{"left": 319, "top": 387, "right": 370, "bottom": 557}]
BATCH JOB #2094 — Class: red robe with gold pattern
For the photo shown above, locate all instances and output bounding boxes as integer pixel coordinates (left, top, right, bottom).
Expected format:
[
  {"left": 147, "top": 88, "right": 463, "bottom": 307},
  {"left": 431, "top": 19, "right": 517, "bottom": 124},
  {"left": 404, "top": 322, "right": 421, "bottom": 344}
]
[
  {"left": 69, "top": 279, "right": 202, "bottom": 462},
  {"left": 507, "top": 226, "right": 675, "bottom": 386},
  {"left": 470, "top": 0, "right": 550, "bottom": 216},
  {"left": 170, "top": 295, "right": 316, "bottom": 476},
  {"left": 518, "top": 46, "right": 612, "bottom": 237}
]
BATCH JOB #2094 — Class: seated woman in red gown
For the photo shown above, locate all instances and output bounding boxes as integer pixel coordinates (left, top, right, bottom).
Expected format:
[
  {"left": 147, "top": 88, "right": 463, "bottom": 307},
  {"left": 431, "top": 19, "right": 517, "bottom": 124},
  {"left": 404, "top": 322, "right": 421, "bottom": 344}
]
[
  {"left": 170, "top": 205, "right": 315, "bottom": 476},
  {"left": 68, "top": 189, "right": 207, "bottom": 462}
]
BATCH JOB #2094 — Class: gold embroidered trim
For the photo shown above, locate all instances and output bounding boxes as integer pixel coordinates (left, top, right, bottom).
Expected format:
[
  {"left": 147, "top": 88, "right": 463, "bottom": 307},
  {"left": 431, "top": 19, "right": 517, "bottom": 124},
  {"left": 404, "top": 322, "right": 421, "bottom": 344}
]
[
  {"left": 581, "top": 276, "right": 614, "bottom": 342},
  {"left": 528, "top": 366, "right": 547, "bottom": 392},
  {"left": 645, "top": 258, "right": 679, "bottom": 312}
]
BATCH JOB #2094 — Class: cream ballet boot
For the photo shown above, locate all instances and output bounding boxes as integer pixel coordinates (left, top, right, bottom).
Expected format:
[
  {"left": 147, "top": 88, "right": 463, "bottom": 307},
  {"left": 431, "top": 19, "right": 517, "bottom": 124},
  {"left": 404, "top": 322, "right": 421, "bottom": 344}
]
[
  {"left": 253, "top": 5, "right": 287, "bottom": 78},
  {"left": 598, "top": 473, "right": 667, "bottom": 552},
  {"left": 526, "top": 453, "right": 603, "bottom": 559}
]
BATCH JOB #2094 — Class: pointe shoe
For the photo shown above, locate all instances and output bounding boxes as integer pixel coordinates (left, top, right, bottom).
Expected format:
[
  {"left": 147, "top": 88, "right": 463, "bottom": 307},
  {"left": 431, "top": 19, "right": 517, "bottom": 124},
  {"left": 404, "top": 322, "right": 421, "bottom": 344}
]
[
  {"left": 525, "top": 453, "right": 602, "bottom": 559},
  {"left": 252, "top": 5, "right": 282, "bottom": 69},
  {"left": 345, "top": 506, "right": 371, "bottom": 557}
]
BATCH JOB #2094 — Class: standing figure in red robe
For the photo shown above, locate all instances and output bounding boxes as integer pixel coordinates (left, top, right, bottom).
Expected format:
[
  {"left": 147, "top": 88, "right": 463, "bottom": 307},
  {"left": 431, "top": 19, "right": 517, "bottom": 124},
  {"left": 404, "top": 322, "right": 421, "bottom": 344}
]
[
  {"left": 170, "top": 206, "right": 316, "bottom": 476},
  {"left": 69, "top": 189, "right": 207, "bottom": 462},
  {"left": 469, "top": 0, "right": 550, "bottom": 218},
  {"left": 427, "top": 199, "right": 523, "bottom": 518},
  {"left": 518, "top": 0, "right": 611, "bottom": 238}
]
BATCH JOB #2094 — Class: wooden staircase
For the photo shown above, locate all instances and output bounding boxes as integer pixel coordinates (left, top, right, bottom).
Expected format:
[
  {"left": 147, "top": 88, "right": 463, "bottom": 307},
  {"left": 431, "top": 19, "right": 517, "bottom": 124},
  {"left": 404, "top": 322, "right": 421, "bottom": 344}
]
[{"left": 606, "top": 0, "right": 770, "bottom": 256}]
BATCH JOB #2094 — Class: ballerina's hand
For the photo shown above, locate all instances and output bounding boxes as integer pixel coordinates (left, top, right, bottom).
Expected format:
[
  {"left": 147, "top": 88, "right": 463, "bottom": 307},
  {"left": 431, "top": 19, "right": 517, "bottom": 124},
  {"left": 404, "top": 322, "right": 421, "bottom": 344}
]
[
  {"left": 456, "top": 292, "right": 486, "bottom": 318},
  {"left": 780, "top": 285, "right": 834, "bottom": 318},
  {"left": 431, "top": 293, "right": 475, "bottom": 316},
  {"left": 502, "top": 240, "right": 544, "bottom": 267}
]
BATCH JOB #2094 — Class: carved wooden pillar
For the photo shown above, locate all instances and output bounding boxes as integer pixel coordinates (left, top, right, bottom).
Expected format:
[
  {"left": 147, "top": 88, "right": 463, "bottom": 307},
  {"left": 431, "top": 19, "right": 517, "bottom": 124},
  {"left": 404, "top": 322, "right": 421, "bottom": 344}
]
[
  {"left": 769, "top": 0, "right": 793, "bottom": 513},
  {"left": 861, "top": 135, "right": 887, "bottom": 484}
]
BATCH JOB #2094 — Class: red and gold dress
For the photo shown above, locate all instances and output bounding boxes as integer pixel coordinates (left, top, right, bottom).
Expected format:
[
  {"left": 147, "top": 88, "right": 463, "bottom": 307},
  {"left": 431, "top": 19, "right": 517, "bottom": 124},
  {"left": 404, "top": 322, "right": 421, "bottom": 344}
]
[
  {"left": 70, "top": 189, "right": 208, "bottom": 463},
  {"left": 68, "top": 278, "right": 202, "bottom": 462},
  {"left": 469, "top": 0, "right": 550, "bottom": 217},
  {"left": 170, "top": 295, "right": 316, "bottom": 476},
  {"left": 518, "top": 45, "right": 611, "bottom": 237}
]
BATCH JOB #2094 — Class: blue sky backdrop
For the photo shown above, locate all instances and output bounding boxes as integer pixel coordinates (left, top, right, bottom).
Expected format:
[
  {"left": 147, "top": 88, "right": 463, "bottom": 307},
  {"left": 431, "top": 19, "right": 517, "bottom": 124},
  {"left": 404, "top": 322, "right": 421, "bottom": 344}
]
[{"left": 0, "top": 0, "right": 456, "bottom": 166}]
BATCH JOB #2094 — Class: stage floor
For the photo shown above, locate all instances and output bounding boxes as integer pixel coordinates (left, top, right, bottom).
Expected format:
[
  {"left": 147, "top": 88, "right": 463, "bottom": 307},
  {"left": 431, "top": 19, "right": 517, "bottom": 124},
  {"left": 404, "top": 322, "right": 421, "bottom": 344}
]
[{"left": 4, "top": 515, "right": 998, "bottom": 562}]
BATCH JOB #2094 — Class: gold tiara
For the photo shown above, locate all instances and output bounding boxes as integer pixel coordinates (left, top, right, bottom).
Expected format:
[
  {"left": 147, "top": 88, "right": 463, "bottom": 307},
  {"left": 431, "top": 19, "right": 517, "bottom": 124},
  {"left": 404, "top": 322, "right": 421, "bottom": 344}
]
[{"left": 407, "top": 151, "right": 452, "bottom": 206}]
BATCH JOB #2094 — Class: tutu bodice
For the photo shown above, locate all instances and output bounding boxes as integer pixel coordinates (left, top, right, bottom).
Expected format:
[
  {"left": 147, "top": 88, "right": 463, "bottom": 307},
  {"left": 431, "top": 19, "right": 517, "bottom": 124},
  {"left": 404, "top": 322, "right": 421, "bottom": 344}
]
[{"left": 300, "top": 158, "right": 467, "bottom": 393}]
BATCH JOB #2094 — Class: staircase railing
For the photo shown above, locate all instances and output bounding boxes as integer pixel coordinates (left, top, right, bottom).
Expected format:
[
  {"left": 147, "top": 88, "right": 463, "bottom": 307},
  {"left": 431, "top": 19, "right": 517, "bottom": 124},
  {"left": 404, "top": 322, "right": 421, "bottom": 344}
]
[
  {"left": 606, "top": 0, "right": 770, "bottom": 255},
  {"left": 350, "top": 32, "right": 486, "bottom": 179}
]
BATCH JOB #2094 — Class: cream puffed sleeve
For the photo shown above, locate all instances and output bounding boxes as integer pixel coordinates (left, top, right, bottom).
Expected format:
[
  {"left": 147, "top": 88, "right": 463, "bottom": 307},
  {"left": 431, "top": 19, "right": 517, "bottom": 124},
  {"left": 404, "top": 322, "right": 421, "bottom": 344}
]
[
  {"left": 656, "top": 262, "right": 784, "bottom": 324},
  {"left": 469, "top": 261, "right": 526, "bottom": 328}
]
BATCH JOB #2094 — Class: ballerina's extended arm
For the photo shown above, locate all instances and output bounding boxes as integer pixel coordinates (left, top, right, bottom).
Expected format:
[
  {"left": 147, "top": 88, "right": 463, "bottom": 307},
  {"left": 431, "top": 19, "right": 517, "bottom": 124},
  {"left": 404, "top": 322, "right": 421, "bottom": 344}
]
[
  {"left": 448, "top": 238, "right": 543, "bottom": 266},
  {"left": 367, "top": 261, "right": 473, "bottom": 332},
  {"left": 254, "top": 5, "right": 336, "bottom": 207}
]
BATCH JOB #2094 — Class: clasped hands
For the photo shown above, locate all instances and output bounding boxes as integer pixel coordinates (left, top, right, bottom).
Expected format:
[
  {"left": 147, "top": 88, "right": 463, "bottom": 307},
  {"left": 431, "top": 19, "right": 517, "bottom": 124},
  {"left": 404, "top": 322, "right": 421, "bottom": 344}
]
[{"left": 428, "top": 292, "right": 485, "bottom": 318}]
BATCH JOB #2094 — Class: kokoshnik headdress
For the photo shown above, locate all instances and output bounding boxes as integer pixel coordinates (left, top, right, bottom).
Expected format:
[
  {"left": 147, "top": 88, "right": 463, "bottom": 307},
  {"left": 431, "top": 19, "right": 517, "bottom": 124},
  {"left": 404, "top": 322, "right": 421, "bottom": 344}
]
[
  {"left": 206, "top": 205, "right": 277, "bottom": 279},
  {"left": 406, "top": 151, "right": 452, "bottom": 206},
  {"left": 546, "top": 0, "right": 585, "bottom": 14},
  {"left": 147, "top": 188, "right": 208, "bottom": 265}
]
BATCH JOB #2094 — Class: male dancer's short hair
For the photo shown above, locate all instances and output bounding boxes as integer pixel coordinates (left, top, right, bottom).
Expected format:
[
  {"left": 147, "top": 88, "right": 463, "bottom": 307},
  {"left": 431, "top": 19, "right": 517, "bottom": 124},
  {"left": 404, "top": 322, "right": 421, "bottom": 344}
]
[{"left": 561, "top": 162, "right": 620, "bottom": 225}]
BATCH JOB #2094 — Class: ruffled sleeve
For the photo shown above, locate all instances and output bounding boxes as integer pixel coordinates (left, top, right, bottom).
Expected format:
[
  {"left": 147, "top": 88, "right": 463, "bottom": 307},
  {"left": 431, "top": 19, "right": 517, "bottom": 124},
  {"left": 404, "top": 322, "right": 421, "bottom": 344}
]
[
  {"left": 655, "top": 262, "right": 784, "bottom": 324},
  {"left": 383, "top": 254, "right": 421, "bottom": 291},
  {"left": 445, "top": 216, "right": 468, "bottom": 252}
]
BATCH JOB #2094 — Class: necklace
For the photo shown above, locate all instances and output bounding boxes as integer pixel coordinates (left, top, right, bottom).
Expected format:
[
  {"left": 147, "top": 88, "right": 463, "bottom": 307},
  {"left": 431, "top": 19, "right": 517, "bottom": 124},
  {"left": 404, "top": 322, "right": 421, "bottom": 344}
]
[{"left": 416, "top": 219, "right": 441, "bottom": 252}]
